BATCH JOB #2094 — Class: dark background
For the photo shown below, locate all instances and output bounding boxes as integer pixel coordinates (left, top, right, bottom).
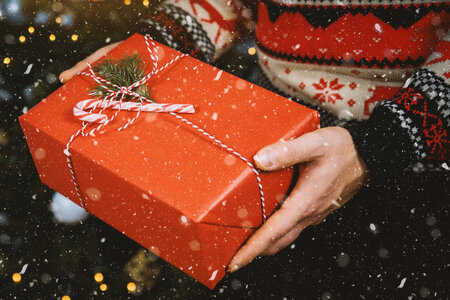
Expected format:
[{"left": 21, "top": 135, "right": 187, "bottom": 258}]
[{"left": 1, "top": 0, "right": 449, "bottom": 299}]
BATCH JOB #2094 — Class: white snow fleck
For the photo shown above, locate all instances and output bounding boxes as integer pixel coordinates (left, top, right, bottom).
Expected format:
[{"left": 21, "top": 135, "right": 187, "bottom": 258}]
[
  {"left": 209, "top": 270, "right": 218, "bottom": 281},
  {"left": 180, "top": 215, "right": 188, "bottom": 224},
  {"left": 100, "top": 237, "right": 106, "bottom": 243},
  {"left": 331, "top": 199, "right": 341, "bottom": 207},
  {"left": 20, "top": 264, "right": 28, "bottom": 274},
  {"left": 213, "top": 70, "right": 223, "bottom": 81},
  {"left": 369, "top": 223, "right": 376, "bottom": 231},
  {"left": 186, "top": 15, "right": 192, "bottom": 26},
  {"left": 24, "top": 64, "right": 33, "bottom": 75},
  {"left": 211, "top": 112, "right": 218, "bottom": 120},
  {"left": 442, "top": 162, "right": 449, "bottom": 170},
  {"left": 374, "top": 23, "right": 382, "bottom": 33},
  {"left": 398, "top": 277, "right": 407, "bottom": 288}
]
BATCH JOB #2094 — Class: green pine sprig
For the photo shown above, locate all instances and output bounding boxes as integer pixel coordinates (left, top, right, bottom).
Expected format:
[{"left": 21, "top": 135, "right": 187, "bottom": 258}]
[{"left": 90, "top": 53, "right": 155, "bottom": 102}]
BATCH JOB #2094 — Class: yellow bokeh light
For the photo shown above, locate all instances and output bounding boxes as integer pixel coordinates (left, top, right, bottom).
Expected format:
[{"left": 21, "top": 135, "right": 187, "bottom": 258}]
[
  {"left": 248, "top": 47, "right": 256, "bottom": 55},
  {"left": 55, "top": 17, "right": 62, "bottom": 24},
  {"left": 61, "top": 296, "right": 71, "bottom": 300},
  {"left": 19, "top": 35, "right": 26, "bottom": 43},
  {"left": 12, "top": 273, "right": 21, "bottom": 282},
  {"left": 127, "top": 282, "right": 136, "bottom": 292},
  {"left": 99, "top": 283, "right": 108, "bottom": 291},
  {"left": 49, "top": 34, "right": 56, "bottom": 41},
  {"left": 28, "top": 26, "right": 35, "bottom": 34},
  {"left": 71, "top": 34, "right": 79, "bottom": 42},
  {"left": 143, "top": 0, "right": 149, "bottom": 6},
  {"left": 124, "top": 0, "right": 131, "bottom": 5},
  {"left": 3, "top": 57, "right": 11, "bottom": 65},
  {"left": 94, "top": 272, "right": 104, "bottom": 282}
]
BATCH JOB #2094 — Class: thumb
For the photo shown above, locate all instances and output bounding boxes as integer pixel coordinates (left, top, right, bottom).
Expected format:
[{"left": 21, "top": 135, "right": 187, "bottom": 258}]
[{"left": 253, "top": 130, "right": 327, "bottom": 171}]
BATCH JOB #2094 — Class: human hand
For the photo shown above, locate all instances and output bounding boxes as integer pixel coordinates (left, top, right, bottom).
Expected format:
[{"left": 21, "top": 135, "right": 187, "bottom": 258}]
[
  {"left": 228, "top": 126, "right": 368, "bottom": 272},
  {"left": 59, "top": 41, "right": 122, "bottom": 83}
]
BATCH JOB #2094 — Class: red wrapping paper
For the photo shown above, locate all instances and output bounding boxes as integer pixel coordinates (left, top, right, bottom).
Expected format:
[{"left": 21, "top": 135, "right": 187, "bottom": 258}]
[{"left": 19, "top": 33, "right": 320, "bottom": 288}]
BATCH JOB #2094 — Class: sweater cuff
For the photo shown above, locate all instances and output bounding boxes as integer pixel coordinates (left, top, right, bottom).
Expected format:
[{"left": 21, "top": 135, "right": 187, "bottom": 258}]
[
  {"left": 138, "top": 4, "right": 216, "bottom": 63},
  {"left": 347, "top": 108, "right": 417, "bottom": 179}
]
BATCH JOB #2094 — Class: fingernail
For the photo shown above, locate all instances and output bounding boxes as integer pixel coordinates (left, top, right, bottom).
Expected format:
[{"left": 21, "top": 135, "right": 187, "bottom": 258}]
[
  {"left": 254, "top": 148, "right": 275, "bottom": 168},
  {"left": 228, "top": 264, "right": 240, "bottom": 273}
]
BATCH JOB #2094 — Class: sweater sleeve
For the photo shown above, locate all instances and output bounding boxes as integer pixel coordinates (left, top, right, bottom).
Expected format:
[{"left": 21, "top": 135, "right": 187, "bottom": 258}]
[
  {"left": 349, "top": 30, "right": 449, "bottom": 177},
  {"left": 137, "top": 0, "right": 253, "bottom": 64}
]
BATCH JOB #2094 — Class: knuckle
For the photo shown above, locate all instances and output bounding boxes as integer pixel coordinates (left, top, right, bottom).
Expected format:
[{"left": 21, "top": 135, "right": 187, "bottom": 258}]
[{"left": 264, "top": 247, "right": 279, "bottom": 256}]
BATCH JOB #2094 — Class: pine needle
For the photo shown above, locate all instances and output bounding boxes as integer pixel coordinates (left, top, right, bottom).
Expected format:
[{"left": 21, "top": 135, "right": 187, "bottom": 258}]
[{"left": 90, "top": 53, "right": 155, "bottom": 102}]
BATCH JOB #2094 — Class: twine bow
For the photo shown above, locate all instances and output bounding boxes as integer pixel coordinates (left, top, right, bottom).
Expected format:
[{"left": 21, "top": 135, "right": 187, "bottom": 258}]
[{"left": 64, "top": 34, "right": 267, "bottom": 222}]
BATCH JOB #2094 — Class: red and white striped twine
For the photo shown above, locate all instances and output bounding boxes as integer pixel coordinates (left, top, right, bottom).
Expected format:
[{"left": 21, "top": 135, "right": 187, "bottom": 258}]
[{"left": 64, "top": 35, "right": 267, "bottom": 222}]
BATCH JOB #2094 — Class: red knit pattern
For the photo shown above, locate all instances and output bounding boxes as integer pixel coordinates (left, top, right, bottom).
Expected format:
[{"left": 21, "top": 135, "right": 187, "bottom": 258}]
[
  {"left": 391, "top": 88, "right": 449, "bottom": 160},
  {"left": 256, "top": 1, "right": 449, "bottom": 69}
]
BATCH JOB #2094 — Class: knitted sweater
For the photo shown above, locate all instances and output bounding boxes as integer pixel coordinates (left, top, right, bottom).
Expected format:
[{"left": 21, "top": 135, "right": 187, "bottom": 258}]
[{"left": 140, "top": 0, "right": 449, "bottom": 178}]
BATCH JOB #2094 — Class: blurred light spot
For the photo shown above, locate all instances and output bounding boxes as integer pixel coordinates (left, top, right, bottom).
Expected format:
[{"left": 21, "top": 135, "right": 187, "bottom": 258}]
[
  {"left": 49, "top": 34, "right": 56, "bottom": 41},
  {"left": 3, "top": 57, "right": 11, "bottom": 65},
  {"left": 34, "top": 148, "right": 46, "bottom": 160},
  {"left": 99, "top": 283, "right": 108, "bottom": 291},
  {"left": 19, "top": 35, "right": 26, "bottom": 43},
  {"left": 248, "top": 47, "right": 256, "bottom": 55},
  {"left": 71, "top": 34, "right": 78, "bottom": 42},
  {"left": 86, "top": 187, "right": 101, "bottom": 201},
  {"left": 231, "top": 278, "right": 242, "bottom": 290},
  {"left": 52, "top": 2, "right": 64, "bottom": 12},
  {"left": 143, "top": 0, "right": 149, "bottom": 6},
  {"left": 425, "top": 216, "right": 436, "bottom": 226},
  {"left": 419, "top": 286, "right": 430, "bottom": 298},
  {"left": 6, "top": 0, "right": 19, "bottom": 13},
  {"left": 12, "top": 273, "right": 21, "bottom": 283},
  {"left": 55, "top": 17, "right": 62, "bottom": 24},
  {"left": 336, "top": 252, "right": 350, "bottom": 267},
  {"left": 4, "top": 33, "right": 14, "bottom": 44},
  {"left": 46, "top": 73, "right": 57, "bottom": 84},
  {"left": 224, "top": 154, "right": 236, "bottom": 166},
  {"left": 127, "top": 282, "right": 136, "bottom": 292},
  {"left": 235, "top": 79, "right": 247, "bottom": 90},
  {"left": 378, "top": 248, "right": 389, "bottom": 258},
  {"left": 28, "top": 26, "right": 35, "bottom": 34},
  {"left": 124, "top": 0, "right": 131, "bottom": 5},
  {"left": 94, "top": 273, "right": 104, "bottom": 283},
  {"left": 61, "top": 296, "right": 71, "bottom": 300},
  {"left": 188, "top": 240, "right": 201, "bottom": 251},
  {"left": 237, "top": 208, "right": 248, "bottom": 219},
  {"left": 35, "top": 12, "right": 50, "bottom": 24},
  {"left": 61, "top": 14, "right": 73, "bottom": 26},
  {"left": 430, "top": 228, "right": 441, "bottom": 239}
]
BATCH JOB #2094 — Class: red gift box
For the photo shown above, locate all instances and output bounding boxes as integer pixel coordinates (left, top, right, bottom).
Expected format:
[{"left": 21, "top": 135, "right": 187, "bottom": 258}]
[{"left": 19, "top": 33, "right": 319, "bottom": 288}]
